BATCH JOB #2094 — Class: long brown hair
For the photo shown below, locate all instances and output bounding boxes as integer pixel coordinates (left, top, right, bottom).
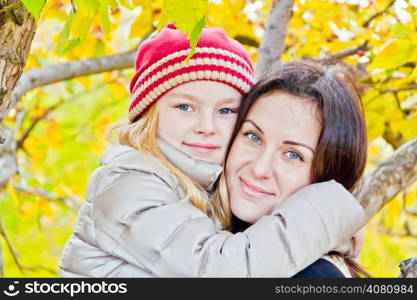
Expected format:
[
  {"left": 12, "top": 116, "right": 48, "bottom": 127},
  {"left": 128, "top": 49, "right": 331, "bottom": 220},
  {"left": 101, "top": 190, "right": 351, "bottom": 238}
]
[{"left": 220, "top": 59, "right": 370, "bottom": 277}]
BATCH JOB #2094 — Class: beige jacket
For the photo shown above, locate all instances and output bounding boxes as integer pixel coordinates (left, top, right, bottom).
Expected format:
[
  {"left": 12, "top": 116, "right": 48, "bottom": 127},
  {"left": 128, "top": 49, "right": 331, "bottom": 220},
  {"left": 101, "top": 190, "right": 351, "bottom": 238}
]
[{"left": 59, "top": 140, "right": 365, "bottom": 277}]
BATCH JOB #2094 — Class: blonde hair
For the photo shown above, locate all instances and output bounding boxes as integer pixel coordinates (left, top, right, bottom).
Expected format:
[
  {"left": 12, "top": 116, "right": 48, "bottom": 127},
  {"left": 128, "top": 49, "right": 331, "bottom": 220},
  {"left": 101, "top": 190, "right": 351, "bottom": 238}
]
[
  {"left": 212, "top": 173, "right": 232, "bottom": 228},
  {"left": 107, "top": 104, "right": 228, "bottom": 219}
]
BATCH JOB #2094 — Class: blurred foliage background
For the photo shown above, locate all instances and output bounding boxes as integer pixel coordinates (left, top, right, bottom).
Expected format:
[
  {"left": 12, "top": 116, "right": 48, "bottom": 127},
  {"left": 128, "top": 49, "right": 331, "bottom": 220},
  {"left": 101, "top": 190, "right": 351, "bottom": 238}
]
[{"left": 1, "top": 0, "right": 417, "bottom": 277}]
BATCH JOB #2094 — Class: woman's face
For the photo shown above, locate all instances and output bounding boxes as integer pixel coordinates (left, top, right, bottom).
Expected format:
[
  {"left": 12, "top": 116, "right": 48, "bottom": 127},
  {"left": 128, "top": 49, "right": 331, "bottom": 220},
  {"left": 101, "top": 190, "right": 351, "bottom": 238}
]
[
  {"left": 226, "top": 90, "right": 322, "bottom": 224},
  {"left": 157, "top": 80, "right": 241, "bottom": 165}
]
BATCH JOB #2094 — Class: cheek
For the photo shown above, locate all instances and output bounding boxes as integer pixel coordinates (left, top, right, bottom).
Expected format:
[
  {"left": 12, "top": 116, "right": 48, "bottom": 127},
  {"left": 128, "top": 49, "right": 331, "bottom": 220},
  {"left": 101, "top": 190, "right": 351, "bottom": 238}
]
[
  {"left": 217, "top": 117, "right": 237, "bottom": 138},
  {"left": 277, "top": 164, "right": 313, "bottom": 198},
  {"left": 225, "top": 138, "right": 246, "bottom": 175},
  {"left": 157, "top": 116, "right": 190, "bottom": 139}
]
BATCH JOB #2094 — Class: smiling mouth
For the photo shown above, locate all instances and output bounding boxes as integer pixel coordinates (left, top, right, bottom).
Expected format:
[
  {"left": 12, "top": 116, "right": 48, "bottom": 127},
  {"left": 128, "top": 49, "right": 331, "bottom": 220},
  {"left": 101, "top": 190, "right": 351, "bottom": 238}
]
[
  {"left": 183, "top": 142, "right": 219, "bottom": 154},
  {"left": 239, "top": 177, "right": 275, "bottom": 198}
]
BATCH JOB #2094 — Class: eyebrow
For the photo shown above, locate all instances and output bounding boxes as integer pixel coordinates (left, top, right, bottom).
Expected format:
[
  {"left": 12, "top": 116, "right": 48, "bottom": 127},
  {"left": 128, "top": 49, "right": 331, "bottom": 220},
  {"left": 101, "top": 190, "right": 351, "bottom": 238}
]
[
  {"left": 283, "top": 141, "right": 315, "bottom": 154},
  {"left": 167, "top": 93, "right": 240, "bottom": 104},
  {"left": 243, "top": 119, "right": 264, "bottom": 134},
  {"left": 244, "top": 119, "right": 315, "bottom": 153}
]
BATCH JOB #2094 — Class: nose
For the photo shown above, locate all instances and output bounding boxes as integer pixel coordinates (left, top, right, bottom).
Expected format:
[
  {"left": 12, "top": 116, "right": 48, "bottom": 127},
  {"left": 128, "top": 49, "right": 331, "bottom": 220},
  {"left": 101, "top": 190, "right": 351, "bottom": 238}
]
[
  {"left": 193, "top": 111, "right": 216, "bottom": 136},
  {"left": 251, "top": 148, "right": 274, "bottom": 179}
]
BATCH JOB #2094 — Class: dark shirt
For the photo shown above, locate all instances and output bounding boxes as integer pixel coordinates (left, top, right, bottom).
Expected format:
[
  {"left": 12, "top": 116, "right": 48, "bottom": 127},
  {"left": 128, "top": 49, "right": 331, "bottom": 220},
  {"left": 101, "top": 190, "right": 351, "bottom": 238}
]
[{"left": 293, "top": 258, "right": 345, "bottom": 278}]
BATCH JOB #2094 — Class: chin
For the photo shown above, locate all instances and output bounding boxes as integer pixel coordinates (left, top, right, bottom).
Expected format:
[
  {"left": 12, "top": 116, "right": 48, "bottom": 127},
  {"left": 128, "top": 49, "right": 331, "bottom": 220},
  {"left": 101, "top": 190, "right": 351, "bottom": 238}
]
[{"left": 231, "top": 206, "right": 259, "bottom": 225}]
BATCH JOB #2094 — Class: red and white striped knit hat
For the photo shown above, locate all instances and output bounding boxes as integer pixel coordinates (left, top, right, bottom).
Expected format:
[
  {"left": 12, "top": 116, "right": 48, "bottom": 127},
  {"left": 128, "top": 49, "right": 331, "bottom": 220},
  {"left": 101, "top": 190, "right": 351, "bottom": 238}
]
[{"left": 128, "top": 24, "right": 255, "bottom": 122}]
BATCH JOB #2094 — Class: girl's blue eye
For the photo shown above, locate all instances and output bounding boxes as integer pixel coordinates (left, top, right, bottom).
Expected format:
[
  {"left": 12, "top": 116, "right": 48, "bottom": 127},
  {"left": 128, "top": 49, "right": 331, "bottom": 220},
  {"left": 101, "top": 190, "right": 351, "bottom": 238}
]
[
  {"left": 178, "top": 104, "right": 192, "bottom": 111},
  {"left": 286, "top": 151, "right": 301, "bottom": 161},
  {"left": 219, "top": 108, "right": 234, "bottom": 115},
  {"left": 247, "top": 133, "right": 261, "bottom": 144}
]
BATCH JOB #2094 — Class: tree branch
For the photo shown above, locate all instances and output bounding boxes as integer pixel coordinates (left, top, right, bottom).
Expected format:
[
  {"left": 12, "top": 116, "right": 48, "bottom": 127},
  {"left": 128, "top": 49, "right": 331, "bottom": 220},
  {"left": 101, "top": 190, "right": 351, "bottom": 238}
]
[
  {"left": 321, "top": 42, "right": 372, "bottom": 61},
  {"left": 399, "top": 257, "right": 417, "bottom": 278},
  {"left": 0, "top": 1, "right": 22, "bottom": 13},
  {"left": 0, "top": 217, "right": 25, "bottom": 275},
  {"left": 12, "top": 184, "right": 82, "bottom": 211},
  {"left": 16, "top": 101, "right": 63, "bottom": 150},
  {"left": 362, "top": 0, "right": 396, "bottom": 28},
  {"left": 3, "top": 30, "right": 154, "bottom": 128},
  {"left": 380, "top": 85, "right": 417, "bottom": 94},
  {"left": 255, "top": 0, "right": 295, "bottom": 78},
  {"left": 9, "top": 50, "right": 135, "bottom": 108},
  {"left": 356, "top": 137, "right": 417, "bottom": 221}
]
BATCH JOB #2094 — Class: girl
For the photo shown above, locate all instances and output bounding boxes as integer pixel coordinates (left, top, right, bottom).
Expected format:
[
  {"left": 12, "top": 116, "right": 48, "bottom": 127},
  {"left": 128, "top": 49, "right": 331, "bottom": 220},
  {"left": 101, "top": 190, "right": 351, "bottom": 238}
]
[
  {"left": 59, "top": 25, "right": 365, "bottom": 277},
  {"left": 222, "top": 59, "right": 370, "bottom": 277}
]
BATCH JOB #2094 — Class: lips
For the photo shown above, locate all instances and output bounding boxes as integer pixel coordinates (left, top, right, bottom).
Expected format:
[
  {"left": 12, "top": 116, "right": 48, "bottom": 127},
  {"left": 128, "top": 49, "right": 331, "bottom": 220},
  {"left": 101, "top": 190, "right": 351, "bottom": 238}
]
[
  {"left": 239, "top": 177, "right": 275, "bottom": 198},
  {"left": 183, "top": 142, "right": 220, "bottom": 153}
]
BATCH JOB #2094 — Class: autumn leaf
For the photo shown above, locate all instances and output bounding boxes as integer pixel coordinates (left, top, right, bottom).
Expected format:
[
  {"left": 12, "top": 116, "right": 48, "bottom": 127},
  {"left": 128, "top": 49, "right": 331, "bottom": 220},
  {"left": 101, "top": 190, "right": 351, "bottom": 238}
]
[{"left": 370, "top": 40, "right": 416, "bottom": 70}]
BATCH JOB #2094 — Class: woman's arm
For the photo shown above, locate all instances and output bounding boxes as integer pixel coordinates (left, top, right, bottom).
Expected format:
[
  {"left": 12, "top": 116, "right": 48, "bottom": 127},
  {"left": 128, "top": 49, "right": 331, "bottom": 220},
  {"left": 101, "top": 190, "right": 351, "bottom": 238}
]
[{"left": 93, "top": 172, "right": 365, "bottom": 277}]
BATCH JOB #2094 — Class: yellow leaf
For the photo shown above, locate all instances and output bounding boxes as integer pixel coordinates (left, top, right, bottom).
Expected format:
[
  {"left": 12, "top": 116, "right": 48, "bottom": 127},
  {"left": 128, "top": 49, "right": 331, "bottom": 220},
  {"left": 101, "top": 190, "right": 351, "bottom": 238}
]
[
  {"left": 370, "top": 40, "right": 416, "bottom": 69},
  {"left": 19, "top": 201, "right": 37, "bottom": 219},
  {"left": 6, "top": 184, "right": 20, "bottom": 206},
  {"left": 390, "top": 117, "right": 417, "bottom": 141},
  {"left": 129, "top": 7, "right": 153, "bottom": 39},
  {"left": 77, "top": 76, "right": 90, "bottom": 90},
  {"left": 365, "top": 111, "right": 385, "bottom": 141},
  {"left": 39, "top": 198, "right": 54, "bottom": 217},
  {"left": 110, "top": 81, "right": 128, "bottom": 100},
  {"left": 411, "top": 66, "right": 417, "bottom": 80},
  {"left": 96, "top": 116, "right": 113, "bottom": 137},
  {"left": 25, "top": 136, "right": 46, "bottom": 167},
  {"left": 41, "top": 0, "right": 67, "bottom": 21},
  {"left": 46, "top": 120, "right": 62, "bottom": 150},
  {"left": 132, "top": 0, "right": 153, "bottom": 6}
]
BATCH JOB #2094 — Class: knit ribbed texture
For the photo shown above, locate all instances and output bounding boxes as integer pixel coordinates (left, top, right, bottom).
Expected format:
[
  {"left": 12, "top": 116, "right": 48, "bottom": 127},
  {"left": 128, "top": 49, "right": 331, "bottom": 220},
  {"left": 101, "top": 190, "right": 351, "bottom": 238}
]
[{"left": 128, "top": 24, "right": 255, "bottom": 122}]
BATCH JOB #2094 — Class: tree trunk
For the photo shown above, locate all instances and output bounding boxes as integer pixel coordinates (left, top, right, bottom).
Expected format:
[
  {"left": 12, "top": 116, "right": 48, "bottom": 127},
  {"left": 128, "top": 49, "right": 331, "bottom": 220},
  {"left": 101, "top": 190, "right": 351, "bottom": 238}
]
[
  {"left": 0, "top": 0, "right": 36, "bottom": 126},
  {"left": 0, "top": 0, "right": 415, "bottom": 277},
  {"left": 356, "top": 138, "right": 417, "bottom": 221},
  {"left": 0, "top": 126, "right": 16, "bottom": 187},
  {"left": 255, "top": 0, "right": 294, "bottom": 78},
  {"left": 399, "top": 256, "right": 417, "bottom": 278}
]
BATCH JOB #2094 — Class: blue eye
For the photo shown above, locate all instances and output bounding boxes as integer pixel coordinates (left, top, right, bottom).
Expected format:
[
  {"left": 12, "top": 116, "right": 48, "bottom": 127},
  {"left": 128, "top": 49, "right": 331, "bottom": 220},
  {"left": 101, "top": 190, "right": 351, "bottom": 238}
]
[
  {"left": 178, "top": 104, "right": 193, "bottom": 111},
  {"left": 218, "top": 108, "right": 235, "bottom": 115},
  {"left": 247, "top": 133, "right": 261, "bottom": 144},
  {"left": 286, "top": 151, "right": 302, "bottom": 161}
]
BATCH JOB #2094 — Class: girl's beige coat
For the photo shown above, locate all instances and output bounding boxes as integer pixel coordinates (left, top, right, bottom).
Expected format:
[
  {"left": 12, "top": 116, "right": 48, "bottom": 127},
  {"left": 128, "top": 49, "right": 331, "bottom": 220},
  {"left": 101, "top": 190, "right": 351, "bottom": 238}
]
[{"left": 59, "top": 140, "right": 365, "bottom": 277}]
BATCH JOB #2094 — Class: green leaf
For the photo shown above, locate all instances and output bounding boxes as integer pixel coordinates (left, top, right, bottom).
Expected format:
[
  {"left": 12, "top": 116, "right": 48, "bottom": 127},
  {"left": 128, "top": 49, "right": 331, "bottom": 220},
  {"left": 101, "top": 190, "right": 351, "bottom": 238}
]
[
  {"left": 58, "top": 12, "right": 74, "bottom": 45},
  {"left": 392, "top": 23, "right": 410, "bottom": 40},
  {"left": 118, "top": 0, "right": 133, "bottom": 10},
  {"left": 100, "top": 0, "right": 111, "bottom": 34},
  {"left": 161, "top": 0, "right": 208, "bottom": 60},
  {"left": 21, "top": 0, "right": 46, "bottom": 22},
  {"left": 58, "top": 39, "right": 81, "bottom": 55},
  {"left": 74, "top": 0, "right": 100, "bottom": 17},
  {"left": 185, "top": 16, "right": 206, "bottom": 61},
  {"left": 162, "top": 0, "right": 208, "bottom": 34}
]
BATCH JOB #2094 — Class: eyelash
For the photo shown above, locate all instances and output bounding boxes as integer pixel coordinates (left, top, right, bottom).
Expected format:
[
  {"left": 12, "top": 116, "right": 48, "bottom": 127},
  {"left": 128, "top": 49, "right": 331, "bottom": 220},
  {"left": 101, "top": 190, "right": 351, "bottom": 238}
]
[
  {"left": 284, "top": 150, "right": 304, "bottom": 162},
  {"left": 243, "top": 130, "right": 262, "bottom": 144},
  {"left": 175, "top": 105, "right": 238, "bottom": 114},
  {"left": 176, "top": 104, "right": 193, "bottom": 112},
  {"left": 218, "top": 108, "right": 238, "bottom": 115},
  {"left": 243, "top": 131, "right": 305, "bottom": 162}
]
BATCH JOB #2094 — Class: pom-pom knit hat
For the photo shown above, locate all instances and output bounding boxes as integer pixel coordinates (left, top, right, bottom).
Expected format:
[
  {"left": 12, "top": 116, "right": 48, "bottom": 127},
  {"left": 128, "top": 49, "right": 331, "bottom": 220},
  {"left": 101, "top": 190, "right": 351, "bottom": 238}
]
[{"left": 128, "top": 24, "right": 255, "bottom": 122}]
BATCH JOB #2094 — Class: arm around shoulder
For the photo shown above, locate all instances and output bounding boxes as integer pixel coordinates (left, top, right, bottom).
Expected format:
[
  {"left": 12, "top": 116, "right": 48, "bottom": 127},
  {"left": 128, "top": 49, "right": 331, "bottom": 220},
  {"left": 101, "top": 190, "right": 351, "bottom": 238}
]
[{"left": 93, "top": 172, "right": 360, "bottom": 277}]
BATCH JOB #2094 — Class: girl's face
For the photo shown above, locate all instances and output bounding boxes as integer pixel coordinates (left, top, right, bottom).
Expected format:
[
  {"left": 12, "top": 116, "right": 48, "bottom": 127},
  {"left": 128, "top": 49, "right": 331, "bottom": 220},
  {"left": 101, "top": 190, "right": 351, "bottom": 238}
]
[
  {"left": 226, "top": 91, "right": 322, "bottom": 224},
  {"left": 157, "top": 80, "right": 241, "bottom": 165}
]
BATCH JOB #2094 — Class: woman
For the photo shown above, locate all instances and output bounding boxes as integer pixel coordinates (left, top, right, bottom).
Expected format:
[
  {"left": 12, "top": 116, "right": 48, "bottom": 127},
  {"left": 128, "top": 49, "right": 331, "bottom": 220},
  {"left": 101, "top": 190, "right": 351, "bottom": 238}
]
[
  {"left": 218, "top": 59, "right": 370, "bottom": 277},
  {"left": 59, "top": 25, "right": 365, "bottom": 277}
]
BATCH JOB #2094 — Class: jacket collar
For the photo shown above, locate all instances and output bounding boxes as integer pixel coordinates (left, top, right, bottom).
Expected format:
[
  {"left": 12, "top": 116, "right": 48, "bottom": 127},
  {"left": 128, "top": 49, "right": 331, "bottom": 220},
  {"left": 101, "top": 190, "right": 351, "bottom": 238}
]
[{"left": 157, "top": 139, "right": 223, "bottom": 191}]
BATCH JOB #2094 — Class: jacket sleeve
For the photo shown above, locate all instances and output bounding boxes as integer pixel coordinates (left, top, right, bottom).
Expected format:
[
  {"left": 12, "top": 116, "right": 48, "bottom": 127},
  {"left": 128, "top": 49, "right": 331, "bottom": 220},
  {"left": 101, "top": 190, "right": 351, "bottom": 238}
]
[{"left": 92, "top": 171, "right": 365, "bottom": 277}]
